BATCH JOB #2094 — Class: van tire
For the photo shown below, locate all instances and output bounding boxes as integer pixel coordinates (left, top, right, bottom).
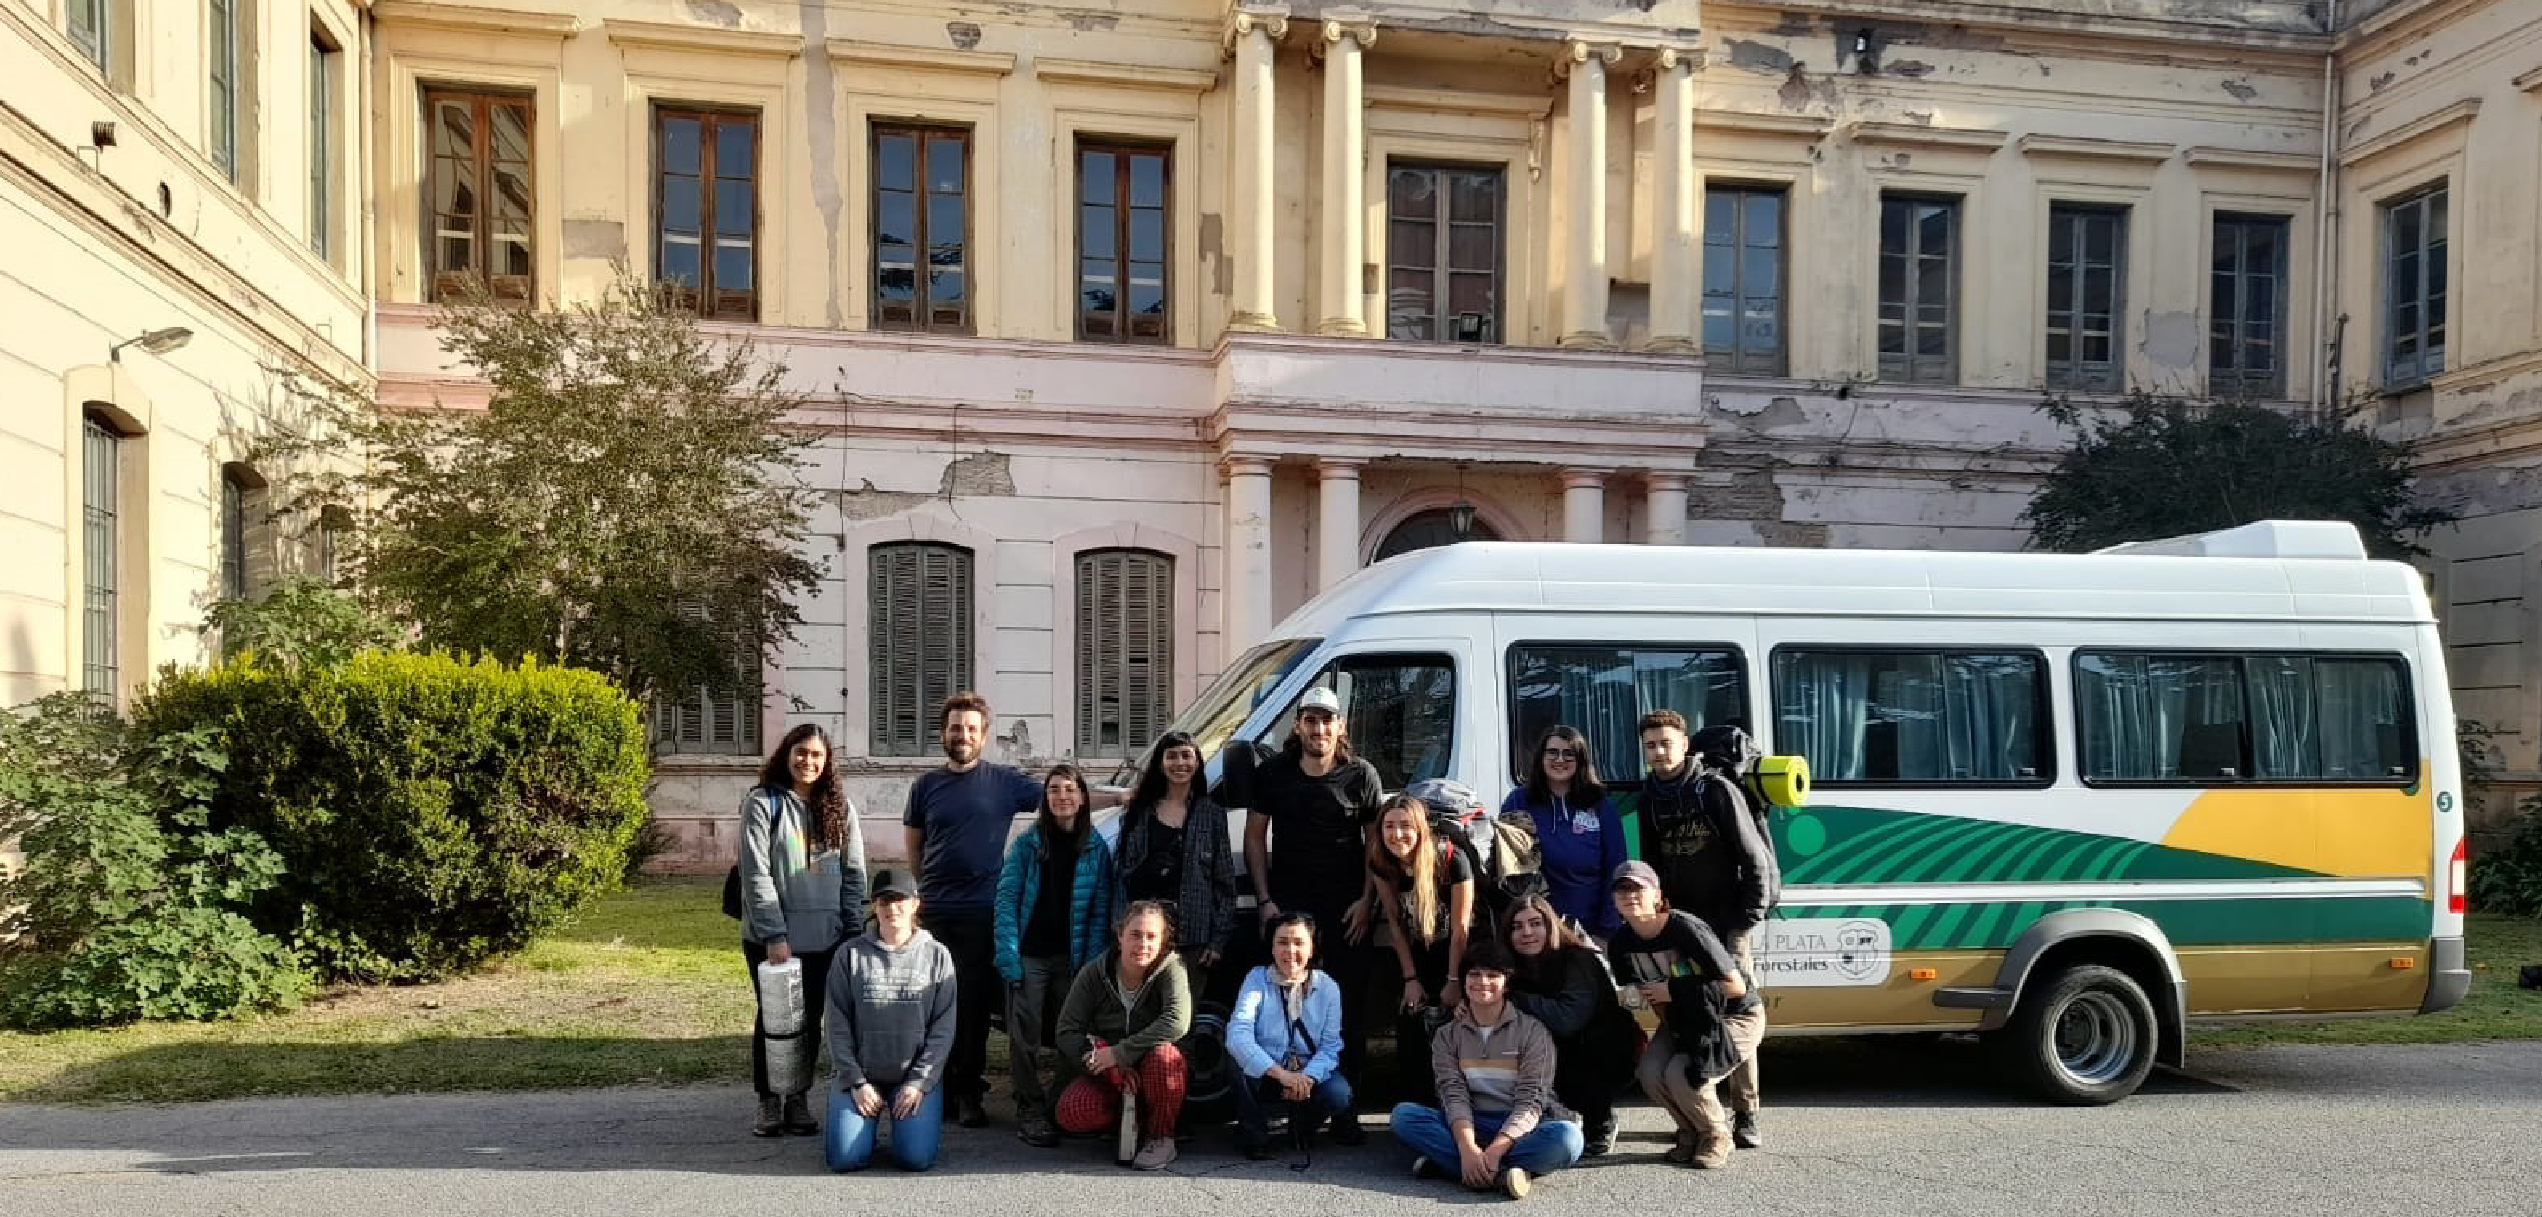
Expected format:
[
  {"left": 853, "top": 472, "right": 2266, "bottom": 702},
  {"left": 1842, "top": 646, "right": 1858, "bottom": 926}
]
[{"left": 1998, "top": 964, "right": 2157, "bottom": 1105}]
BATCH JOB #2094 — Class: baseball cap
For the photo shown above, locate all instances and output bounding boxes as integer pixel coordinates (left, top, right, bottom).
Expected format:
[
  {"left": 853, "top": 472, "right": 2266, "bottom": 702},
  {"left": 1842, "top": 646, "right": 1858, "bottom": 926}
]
[
  {"left": 1296, "top": 686, "right": 1343, "bottom": 717},
  {"left": 871, "top": 869, "right": 917, "bottom": 900},
  {"left": 1610, "top": 860, "right": 1661, "bottom": 891}
]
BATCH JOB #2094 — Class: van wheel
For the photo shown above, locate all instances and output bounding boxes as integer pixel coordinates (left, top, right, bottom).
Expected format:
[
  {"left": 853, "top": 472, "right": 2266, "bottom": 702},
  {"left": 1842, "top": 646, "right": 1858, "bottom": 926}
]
[{"left": 1999, "top": 964, "right": 2157, "bottom": 1105}]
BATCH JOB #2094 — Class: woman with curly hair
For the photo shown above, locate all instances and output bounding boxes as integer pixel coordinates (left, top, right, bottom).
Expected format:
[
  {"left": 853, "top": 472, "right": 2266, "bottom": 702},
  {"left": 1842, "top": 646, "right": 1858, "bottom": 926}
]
[{"left": 737, "top": 723, "right": 869, "bottom": 1137}]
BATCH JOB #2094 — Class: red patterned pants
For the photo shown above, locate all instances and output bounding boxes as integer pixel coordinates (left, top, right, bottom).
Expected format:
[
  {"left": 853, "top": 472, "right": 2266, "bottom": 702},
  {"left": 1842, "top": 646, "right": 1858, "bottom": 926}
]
[{"left": 1053, "top": 1043, "right": 1186, "bottom": 1140}]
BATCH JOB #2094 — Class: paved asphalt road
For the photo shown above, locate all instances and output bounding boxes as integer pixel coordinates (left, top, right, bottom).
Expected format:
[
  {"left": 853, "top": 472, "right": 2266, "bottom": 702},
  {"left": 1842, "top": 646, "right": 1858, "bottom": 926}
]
[{"left": 2, "top": 1039, "right": 2535, "bottom": 1217}]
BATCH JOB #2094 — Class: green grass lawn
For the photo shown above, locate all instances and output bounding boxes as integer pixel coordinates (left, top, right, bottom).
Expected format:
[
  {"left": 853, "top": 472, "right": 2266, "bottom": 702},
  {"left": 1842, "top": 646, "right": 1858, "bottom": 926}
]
[{"left": 2, "top": 880, "right": 2535, "bottom": 1104}]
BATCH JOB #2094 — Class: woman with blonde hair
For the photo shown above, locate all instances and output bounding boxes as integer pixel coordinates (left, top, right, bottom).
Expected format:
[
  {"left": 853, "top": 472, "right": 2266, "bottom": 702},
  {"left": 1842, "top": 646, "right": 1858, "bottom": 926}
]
[{"left": 1367, "top": 792, "right": 1475, "bottom": 1103}]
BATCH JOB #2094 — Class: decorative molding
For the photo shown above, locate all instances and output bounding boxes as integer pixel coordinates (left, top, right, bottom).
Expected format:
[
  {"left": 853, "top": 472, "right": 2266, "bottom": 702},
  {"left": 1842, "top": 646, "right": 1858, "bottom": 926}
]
[
  {"left": 2016, "top": 133, "right": 2175, "bottom": 164},
  {"left": 601, "top": 19, "right": 801, "bottom": 59},
  {"left": 2340, "top": 98, "right": 2481, "bottom": 167},
  {"left": 1320, "top": 11, "right": 1378, "bottom": 48},
  {"left": 2517, "top": 65, "right": 2542, "bottom": 94},
  {"left": 1033, "top": 58, "right": 1217, "bottom": 91},
  {"left": 826, "top": 39, "right": 1016, "bottom": 77},
  {"left": 1223, "top": 4, "right": 1291, "bottom": 53},
  {"left": 1553, "top": 37, "right": 1624, "bottom": 81},
  {"left": 371, "top": 2, "right": 578, "bottom": 37},
  {"left": 1694, "top": 110, "right": 1836, "bottom": 140},
  {"left": 1365, "top": 84, "right": 1551, "bottom": 120},
  {"left": 1852, "top": 121, "right": 2009, "bottom": 152},
  {"left": 2182, "top": 146, "right": 2320, "bottom": 174}
]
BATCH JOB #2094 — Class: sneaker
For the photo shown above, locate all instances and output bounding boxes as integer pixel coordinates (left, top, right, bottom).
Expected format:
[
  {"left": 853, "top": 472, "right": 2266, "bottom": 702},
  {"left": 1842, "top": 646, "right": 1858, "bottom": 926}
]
[
  {"left": 1691, "top": 1134, "right": 1732, "bottom": 1170},
  {"left": 1409, "top": 1155, "right": 1443, "bottom": 1181},
  {"left": 1663, "top": 1132, "right": 1698, "bottom": 1164},
  {"left": 1731, "top": 1110, "right": 1761, "bottom": 1150},
  {"left": 1115, "top": 1094, "right": 1141, "bottom": 1165},
  {"left": 1131, "top": 1137, "right": 1178, "bottom": 1171},
  {"left": 956, "top": 1095, "right": 990, "bottom": 1129},
  {"left": 1328, "top": 1113, "right": 1367, "bottom": 1146},
  {"left": 751, "top": 1094, "right": 784, "bottom": 1138},
  {"left": 1017, "top": 1112, "right": 1060, "bottom": 1148},
  {"left": 780, "top": 1092, "right": 819, "bottom": 1136},
  {"left": 1500, "top": 1166, "right": 1532, "bottom": 1199}
]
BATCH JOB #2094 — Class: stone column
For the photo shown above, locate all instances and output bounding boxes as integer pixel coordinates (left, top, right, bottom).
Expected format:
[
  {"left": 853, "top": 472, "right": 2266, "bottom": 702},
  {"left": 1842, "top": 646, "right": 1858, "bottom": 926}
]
[
  {"left": 1316, "top": 15, "right": 1376, "bottom": 337},
  {"left": 1642, "top": 470, "right": 1690, "bottom": 546},
  {"left": 1225, "top": 6, "right": 1289, "bottom": 333},
  {"left": 1315, "top": 458, "right": 1364, "bottom": 591},
  {"left": 1561, "top": 468, "right": 1609, "bottom": 544},
  {"left": 1556, "top": 39, "right": 1621, "bottom": 350},
  {"left": 1223, "top": 456, "right": 1277, "bottom": 650},
  {"left": 1646, "top": 47, "right": 1699, "bottom": 354}
]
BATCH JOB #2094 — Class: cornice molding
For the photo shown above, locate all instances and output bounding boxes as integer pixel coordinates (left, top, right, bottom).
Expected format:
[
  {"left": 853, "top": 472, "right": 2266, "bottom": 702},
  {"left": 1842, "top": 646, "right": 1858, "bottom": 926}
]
[
  {"left": 1693, "top": 110, "right": 1835, "bottom": 140},
  {"left": 2016, "top": 133, "right": 2175, "bottom": 164},
  {"left": 1852, "top": 122, "right": 2009, "bottom": 152},
  {"left": 2340, "top": 97, "right": 2480, "bottom": 168},
  {"left": 371, "top": 2, "right": 577, "bottom": 37},
  {"left": 2181, "top": 146, "right": 2319, "bottom": 174},
  {"left": 826, "top": 39, "right": 1016, "bottom": 77},
  {"left": 1033, "top": 58, "right": 1217, "bottom": 91},
  {"left": 601, "top": 19, "right": 801, "bottom": 59}
]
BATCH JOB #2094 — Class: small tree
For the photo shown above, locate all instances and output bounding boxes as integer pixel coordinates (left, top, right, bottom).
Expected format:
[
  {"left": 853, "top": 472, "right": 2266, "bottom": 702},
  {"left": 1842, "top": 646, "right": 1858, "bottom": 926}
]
[
  {"left": 203, "top": 577, "right": 404, "bottom": 671},
  {"left": 2024, "top": 392, "right": 2456, "bottom": 559},
  {"left": 263, "top": 271, "right": 822, "bottom": 710}
]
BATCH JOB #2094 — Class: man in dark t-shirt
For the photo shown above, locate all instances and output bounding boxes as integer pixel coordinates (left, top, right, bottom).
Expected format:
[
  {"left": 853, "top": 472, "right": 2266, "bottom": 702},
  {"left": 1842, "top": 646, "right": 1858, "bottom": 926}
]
[
  {"left": 902, "top": 692, "right": 1048, "bottom": 1129},
  {"left": 1241, "top": 685, "right": 1384, "bottom": 1138}
]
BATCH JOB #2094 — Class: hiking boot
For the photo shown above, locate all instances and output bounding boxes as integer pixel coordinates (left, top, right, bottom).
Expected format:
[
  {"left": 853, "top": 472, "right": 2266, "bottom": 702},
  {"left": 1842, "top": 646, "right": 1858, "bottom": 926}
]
[
  {"left": 1328, "top": 1113, "right": 1367, "bottom": 1146},
  {"left": 1131, "top": 1137, "right": 1178, "bottom": 1171},
  {"left": 1731, "top": 1110, "right": 1761, "bottom": 1149},
  {"left": 1690, "top": 1134, "right": 1733, "bottom": 1169},
  {"left": 1017, "top": 1111, "right": 1060, "bottom": 1148},
  {"left": 1241, "top": 1137, "right": 1276, "bottom": 1161},
  {"left": 955, "top": 1094, "right": 990, "bottom": 1129},
  {"left": 1409, "top": 1155, "right": 1443, "bottom": 1181},
  {"left": 1663, "top": 1131, "right": 1698, "bottom": 1164},
  {"left": 780, "top": 1092, "right": 819, "bottom": 1136},
  {"left": 1582, "top": 1119, "right": 1616, "bottom": 1158},
  {"left": 1500, "top": 1166, "right": 1533, "bottom": 1199},
  {"left": 751, "top": 1094, "right": 784, "bottom": 1138}
]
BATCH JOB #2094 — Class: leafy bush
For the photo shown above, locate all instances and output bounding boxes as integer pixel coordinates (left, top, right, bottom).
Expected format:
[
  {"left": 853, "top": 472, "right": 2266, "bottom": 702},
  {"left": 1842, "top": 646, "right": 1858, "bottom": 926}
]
[
  {"left": 203, "top": 577, "right": 404, "bottom": 670},
  {"left": 2468, "top": 796, "right": 2542, "bottom": 919},
  {"left": 0, "top": 694, "right": 310, "bottom": 1029},
  {"left": 136, "top": 652, "right": 651, "bottom": 982}
]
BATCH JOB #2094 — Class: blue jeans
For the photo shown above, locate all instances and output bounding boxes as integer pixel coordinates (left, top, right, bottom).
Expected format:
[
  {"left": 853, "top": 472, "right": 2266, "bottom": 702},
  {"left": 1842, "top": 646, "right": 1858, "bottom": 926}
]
[
  {"left": 1389, "top": 1103, "right": 1583, "bottom": 1180},
  {"left": 1232, "top": 1071, "right": 1355, "bottom": 1144},
  {"left": 825, "top": 1084, "right": 944, "bottom": 1172}
]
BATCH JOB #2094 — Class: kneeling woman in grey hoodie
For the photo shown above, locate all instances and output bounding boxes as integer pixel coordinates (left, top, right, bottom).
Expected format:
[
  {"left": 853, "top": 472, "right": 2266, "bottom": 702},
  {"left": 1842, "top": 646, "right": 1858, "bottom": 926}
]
[{"left": 824, "top": 871, "right": 959, "bottom": 1171}]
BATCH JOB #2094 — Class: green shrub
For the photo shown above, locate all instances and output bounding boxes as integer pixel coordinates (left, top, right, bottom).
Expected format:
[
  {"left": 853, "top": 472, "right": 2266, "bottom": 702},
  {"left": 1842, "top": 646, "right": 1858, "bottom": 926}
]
[
  {"left": 203, "top": 577, "right": 405, "bottom": 670},
  {"left": 136, "top": 652, "right": 651, "bottom": 982},
  {"left": 0, "top": 694, "right": 310, "bottom": 1029},
  {"left": 2468, "top": 796, "right": 2542, "bottom": 919}
]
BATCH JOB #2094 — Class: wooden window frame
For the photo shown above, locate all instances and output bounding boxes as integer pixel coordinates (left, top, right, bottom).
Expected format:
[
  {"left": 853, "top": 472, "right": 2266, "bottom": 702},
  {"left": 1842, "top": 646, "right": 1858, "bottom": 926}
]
[
  {"left": 1074, "top": 548, "right": 1175, "bottom": 757},
  {"left": 868, "top": 542, "right": 975, "bottom": 757},
  {"left": 1877, "top": 194, "right": 1959, "bottom": 385},
  {"left": 68, "top": 0, "right": 108, "bottom": 72},
  {"left": 1384, "top": 161, "right": 1505, "bottom": 344},
  {"left": 209, "top": 0, "right": 241, "bottom": 182},
  {"left": 1703, "top": 184, "right": 1789, "bottom": 376},
  {"left": 870, "top": 123, "right": 973, "bottom": 334},
  {"left": 423, "top": 87, "right": 537, "bottom": 304},
  {"left": 653, "top": 603, "right": 762, "bottom": 756},
  {"left": 2380, "top": 184, "right": 2448, "bottom": 389},
  {"left": 2045, "top": 203, "right": 2129, "bottom": 393},
  {"left": 1075, "top": 141, "right": 1172, "bottom": 345},
  {"left": 81, "top": 412, "right": 125, "bottom": 700},
  {"left": 2209, "top": 212, "right": 2290, "bottom": 400},
  {"left": 653, "top": 106, "right": 761, "bottom": 321}
]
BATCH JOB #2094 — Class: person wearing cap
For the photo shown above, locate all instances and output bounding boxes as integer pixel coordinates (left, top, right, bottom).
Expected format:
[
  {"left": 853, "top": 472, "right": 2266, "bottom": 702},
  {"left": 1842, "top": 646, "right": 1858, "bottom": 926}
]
[
  {"left": 1388, "top": 940, "right": 1584, "bottom": 1200},
  {"left": 1604, "top": 860, "right": 1765, "bottom": 1170},
  {"left": 823, "top": 870, "right": 958, "bottom": 1172},
  {"left": 1240, "top": 683, "right": 1385, "bottom": 1142},
  {"left": 1501, "top": 725, "right": 1626, "bottom": 938}
]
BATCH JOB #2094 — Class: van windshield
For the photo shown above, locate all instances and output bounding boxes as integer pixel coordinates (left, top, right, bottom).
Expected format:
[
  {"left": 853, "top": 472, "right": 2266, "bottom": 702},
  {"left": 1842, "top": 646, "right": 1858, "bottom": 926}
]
[{"left": 1155, "top": 637, "right": 1318, "bottom": 765}]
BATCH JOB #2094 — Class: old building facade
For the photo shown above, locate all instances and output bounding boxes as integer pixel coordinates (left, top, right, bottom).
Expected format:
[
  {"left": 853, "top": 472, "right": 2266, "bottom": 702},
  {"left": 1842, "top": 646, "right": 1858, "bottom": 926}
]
[{"left": 6, "top": 0, "right": 2540, "bottom": 864}]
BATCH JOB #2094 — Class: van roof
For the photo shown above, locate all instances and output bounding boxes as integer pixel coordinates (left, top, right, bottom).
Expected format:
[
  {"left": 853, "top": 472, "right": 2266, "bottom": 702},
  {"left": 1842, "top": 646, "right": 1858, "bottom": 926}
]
[{"left": 1280, "top": 521, "right": 2432, "bottom": 634}]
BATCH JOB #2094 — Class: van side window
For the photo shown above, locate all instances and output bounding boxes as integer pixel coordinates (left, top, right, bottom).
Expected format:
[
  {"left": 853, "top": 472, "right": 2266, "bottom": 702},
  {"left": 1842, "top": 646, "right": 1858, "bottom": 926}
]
[
  {"left": 1507, "top": 644, "right": 1746, "bottom": 787},
  {"left": 1278, "top": 653, "right": 1457, "bottom": 790},
  {"left": 1771, "top": 649, "right": 2050, "bottom": 785},
  {"left": 2075, "top": 651, "right": 2414, "bottom": 784}
]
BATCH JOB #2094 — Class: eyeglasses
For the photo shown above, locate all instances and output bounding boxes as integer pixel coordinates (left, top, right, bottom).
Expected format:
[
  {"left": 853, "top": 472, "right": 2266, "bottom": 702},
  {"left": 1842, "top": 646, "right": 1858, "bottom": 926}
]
[{"left": 1541, "top": 747, "right": 1580, "bottom": 761}]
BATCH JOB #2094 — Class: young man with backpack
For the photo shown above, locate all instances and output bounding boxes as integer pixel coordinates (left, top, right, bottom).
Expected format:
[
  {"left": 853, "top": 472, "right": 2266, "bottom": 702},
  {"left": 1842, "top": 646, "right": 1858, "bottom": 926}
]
[{"left": 1629, "top": 711, "right": 1778, "bottom": 1149}]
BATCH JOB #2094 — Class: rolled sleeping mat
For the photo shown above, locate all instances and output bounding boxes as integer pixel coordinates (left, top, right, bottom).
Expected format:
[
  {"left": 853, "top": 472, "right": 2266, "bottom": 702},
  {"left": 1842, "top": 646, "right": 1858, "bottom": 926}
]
[
  {"left": 1755, "top": 754, "right": 1811, "bottom": 808},
  {"left": 756, "top": 957, "right": 814, "bottom": 1095}
]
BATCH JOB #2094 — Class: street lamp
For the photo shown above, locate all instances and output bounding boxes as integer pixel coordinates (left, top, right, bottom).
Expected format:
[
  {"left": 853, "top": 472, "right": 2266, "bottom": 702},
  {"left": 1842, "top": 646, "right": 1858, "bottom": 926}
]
[
  {"left": 1448, "top": 463, "right": 1477, "bottom": 541},
  {"left": 109, "top": 326, "right": 193, "bottom": 362}
]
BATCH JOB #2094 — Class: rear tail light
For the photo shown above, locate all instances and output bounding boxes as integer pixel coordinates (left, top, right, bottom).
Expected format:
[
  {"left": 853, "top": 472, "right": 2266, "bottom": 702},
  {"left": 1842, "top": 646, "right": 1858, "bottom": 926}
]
[{"left": 2448, "top": 837, "right": 2467, "bottom": 916}]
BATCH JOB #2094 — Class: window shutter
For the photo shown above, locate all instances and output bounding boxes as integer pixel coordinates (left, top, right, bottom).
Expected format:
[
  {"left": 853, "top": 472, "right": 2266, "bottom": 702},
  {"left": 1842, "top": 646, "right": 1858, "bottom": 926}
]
[
  {"left": 1075, "top": 550, "right": 1174, "bottom": 757},
  {"left": 871, "top": 543, "right": 973, "bottom": 756},
  {"left": 653, "top": 599, "right": 762, "bottom": 756}
]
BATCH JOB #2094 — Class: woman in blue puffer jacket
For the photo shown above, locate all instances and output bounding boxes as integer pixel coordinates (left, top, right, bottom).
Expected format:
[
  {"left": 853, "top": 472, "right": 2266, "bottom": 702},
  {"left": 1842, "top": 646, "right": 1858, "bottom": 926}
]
[{"left": 994, "top": 764, "right": 1118, "bottom": 1146}]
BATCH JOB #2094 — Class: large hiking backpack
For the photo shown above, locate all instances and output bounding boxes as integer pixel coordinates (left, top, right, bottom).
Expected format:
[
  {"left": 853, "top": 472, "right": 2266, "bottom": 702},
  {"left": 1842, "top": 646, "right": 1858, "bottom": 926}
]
[
  {"left": 1403, "top": 778, "right": 1543, "bottom": 919},
  {"left": 1685, "top": 725, "right": 1783, "bottom": 916}
]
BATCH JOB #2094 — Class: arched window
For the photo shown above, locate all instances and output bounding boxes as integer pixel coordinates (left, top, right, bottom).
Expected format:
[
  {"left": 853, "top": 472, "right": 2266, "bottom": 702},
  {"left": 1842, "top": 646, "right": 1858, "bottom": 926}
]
[
  {"left": 869, "top": 542, "right": 974, "bottom": 756},
  {"left": 1373, "top": 508, "right": 1501, "bottom": 563},
  {"left": 1075, "top": 548, "right": 1173, "bottom": 756}
]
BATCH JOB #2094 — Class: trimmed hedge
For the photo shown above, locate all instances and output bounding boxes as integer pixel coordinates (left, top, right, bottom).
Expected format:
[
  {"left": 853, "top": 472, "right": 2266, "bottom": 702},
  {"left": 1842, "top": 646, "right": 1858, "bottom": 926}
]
[{"left": 137, "top": 652, "right": 651, "bottom": 982}]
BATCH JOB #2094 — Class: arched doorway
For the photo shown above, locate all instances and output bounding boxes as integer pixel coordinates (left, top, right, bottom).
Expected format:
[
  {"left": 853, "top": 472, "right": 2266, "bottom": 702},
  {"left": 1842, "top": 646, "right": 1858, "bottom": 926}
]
[{"left": 1373, "top": 508, "right": 1502, "bottom": 562}]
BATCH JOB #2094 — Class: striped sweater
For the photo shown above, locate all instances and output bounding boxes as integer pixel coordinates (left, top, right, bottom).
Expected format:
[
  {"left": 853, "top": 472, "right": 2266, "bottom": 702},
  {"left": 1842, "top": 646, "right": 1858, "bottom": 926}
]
[{"left": 1428, "top": 1003, "right": 1572, "bottom": 1142}]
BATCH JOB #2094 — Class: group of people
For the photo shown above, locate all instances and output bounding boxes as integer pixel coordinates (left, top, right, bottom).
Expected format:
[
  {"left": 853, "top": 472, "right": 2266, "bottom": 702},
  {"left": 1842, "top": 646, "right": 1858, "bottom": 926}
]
[{"left": 733, "top": 688, "right": 1780, "bottom": 1197}]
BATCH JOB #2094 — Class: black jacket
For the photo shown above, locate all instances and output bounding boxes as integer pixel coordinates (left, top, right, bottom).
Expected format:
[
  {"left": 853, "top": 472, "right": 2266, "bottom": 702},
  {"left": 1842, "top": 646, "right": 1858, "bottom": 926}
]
[{"left": 1632, "top": 766, "right": 1779, "bottom": 942}]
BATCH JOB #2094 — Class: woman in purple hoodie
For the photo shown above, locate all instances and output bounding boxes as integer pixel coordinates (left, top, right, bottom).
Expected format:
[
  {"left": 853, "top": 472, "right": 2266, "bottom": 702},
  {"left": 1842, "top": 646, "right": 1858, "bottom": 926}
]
[{"left": 1499, "top": 726, "right": 1626, "bottom": 938}]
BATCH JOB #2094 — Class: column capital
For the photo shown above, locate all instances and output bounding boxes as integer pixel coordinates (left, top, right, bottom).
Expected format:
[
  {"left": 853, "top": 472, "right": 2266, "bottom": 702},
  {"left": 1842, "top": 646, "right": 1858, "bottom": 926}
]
[
  {"left": 1319, "top": 11, "right": 1378, "bottom": 49},
  {"left": 1654, "top": 44, "right": 1700, "bottom": 74},
  {"left": 1315, "top": 456, "right": 1368, "bottom": 478},
  {"left": 1219, "top": 453, "right": 1278, "bottom": 480},
  {"left": 1638, "top": 469, "right": 1693, "bottom": 492},
  {"left": 1553, "top": 37, "right": 1623, "bottom": 78},
  {"left": 1223, "top": 4, "right": 1290, "bottom": 53},
  {"left": 1559, "top": 467, "right": 1614, "bottom": 491}
]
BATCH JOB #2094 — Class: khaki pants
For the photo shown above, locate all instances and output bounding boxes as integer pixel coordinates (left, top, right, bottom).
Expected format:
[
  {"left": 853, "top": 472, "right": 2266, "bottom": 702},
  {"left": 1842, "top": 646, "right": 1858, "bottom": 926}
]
[
  {"left": 1723, "top": 934, "right": 1762, "bottom": 1116},
  {"left": 1634, "top": 1004, "right": 1766, "bottom": 1139}
]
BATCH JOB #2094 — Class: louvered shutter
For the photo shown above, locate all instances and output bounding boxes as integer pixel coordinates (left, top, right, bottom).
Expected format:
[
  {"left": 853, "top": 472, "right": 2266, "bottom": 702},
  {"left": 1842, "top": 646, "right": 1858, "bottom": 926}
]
[
  {"left": 871, "top": 543, "right": 973, "bottom": 756},
  {"left": 1075, "top": 549, "right": 1174, "bottom": 757},
  {"left": 653, "top": 600, "right": 762, "bottom": 755}
]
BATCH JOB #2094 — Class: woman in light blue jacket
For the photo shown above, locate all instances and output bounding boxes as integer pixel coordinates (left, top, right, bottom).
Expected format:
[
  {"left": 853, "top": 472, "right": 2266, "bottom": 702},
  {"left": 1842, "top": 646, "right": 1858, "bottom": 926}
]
[
  {"left": 992, "top": 764, "right": 1118, "bottom": 1146},
  {"left": 738, "top": 724, "right": 868, "bottom": 1138},
  {"left": 1224, "top": 910, "right": 1353, "bottom": 1159}
]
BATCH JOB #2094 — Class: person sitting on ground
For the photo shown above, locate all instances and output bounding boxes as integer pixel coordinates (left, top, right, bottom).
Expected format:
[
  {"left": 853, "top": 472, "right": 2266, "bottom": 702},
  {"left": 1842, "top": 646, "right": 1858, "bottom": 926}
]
[
  {"left": 1052, "top": 900, "right": 1194, "bottom": 1171},
  {"left": 1604, "top": 859, "right": 1765, "bottom": 1170},
  {"left": 1224, "top": 910, "right": 1353, "bottom": 1160},
  {"left": 993, "top": 764, "right": 1119, "bottom": 1147},
  {"left": 1388, "top": 940, "right": 1585, "bottom": 1201},
  {"left": 1502, "top": 893, "right": 1638, "bottom": 1157},
  {"left": 822, "top": 870, "right": 957, "bottom": 1172}
]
